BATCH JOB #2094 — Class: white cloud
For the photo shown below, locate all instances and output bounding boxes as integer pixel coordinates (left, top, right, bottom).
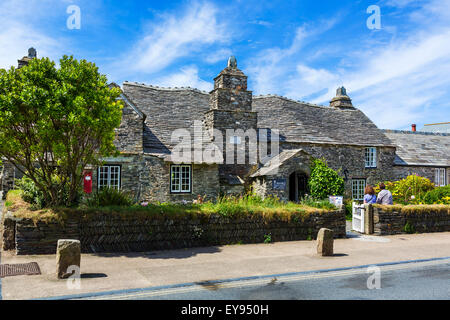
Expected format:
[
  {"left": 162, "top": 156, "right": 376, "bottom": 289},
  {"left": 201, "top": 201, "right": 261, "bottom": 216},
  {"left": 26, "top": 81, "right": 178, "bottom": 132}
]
[
  {"left": 154, "top": 66, "right": 213, "bottom": 92},
  {"left": 0, "top": 1, "right": 64, "bottom": 69},
  {"left": 248, "top": 0, "right": 450, "bottom": 129},
  {"left": 204, "top": 48, "right": 233, "bottom": 64},
  {"left": 117, "top": 2, "right": 228, "bottom": 76}
]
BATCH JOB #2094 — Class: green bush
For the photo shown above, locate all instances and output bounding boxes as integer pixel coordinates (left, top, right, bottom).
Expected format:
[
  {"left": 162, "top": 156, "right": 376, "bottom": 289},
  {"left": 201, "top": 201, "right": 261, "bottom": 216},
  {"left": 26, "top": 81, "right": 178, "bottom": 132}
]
[
  {"left": 423, "top": 185, "right": 450, "bottom": 204},
  {"left": 84, "top": 187, "right": 134, "bottom": 207},
  {"left": 15, "top": 176, "right": 46, "bottom": 209},
  {"left": 375, "top": 175, "right": 434, "bottom": 205},
  {"left": 308, "top": 158, "right": 344, "bottom": 200},
  {"left": 15, "top": 174, "right": 83, "bottom": 209}
]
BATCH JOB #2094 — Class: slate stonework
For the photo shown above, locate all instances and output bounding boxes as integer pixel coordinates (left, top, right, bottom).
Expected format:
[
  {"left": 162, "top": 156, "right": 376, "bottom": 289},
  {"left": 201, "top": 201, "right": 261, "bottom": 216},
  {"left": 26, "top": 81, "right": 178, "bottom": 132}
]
[{"left": 4, "top": 209, "right": 346, "bottom": 255}]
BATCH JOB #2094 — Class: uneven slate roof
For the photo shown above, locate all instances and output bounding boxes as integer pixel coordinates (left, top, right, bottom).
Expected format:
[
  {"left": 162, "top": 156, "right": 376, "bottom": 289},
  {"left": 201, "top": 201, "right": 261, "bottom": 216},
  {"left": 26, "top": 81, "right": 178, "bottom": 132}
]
[
  {"left": 253, "top": 95, "right": 395, "bottom": 147},
  {"left": 420, "top": 122, "right": 450, "bottom": 134},
  {"left": 251, "top": 149, "right": 307, "bottom": 177},
  {"left": 382, "top": 130, "right": 450, "bottom": 166},
  {"left": 122, "top": 82, "right": 211, "bottom": 156}
]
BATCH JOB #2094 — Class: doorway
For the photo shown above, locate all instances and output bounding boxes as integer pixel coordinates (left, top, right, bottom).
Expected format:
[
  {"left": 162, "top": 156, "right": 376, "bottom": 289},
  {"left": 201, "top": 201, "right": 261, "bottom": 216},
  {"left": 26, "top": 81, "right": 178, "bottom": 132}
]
[{"left": 289, "top": 171, "right": 308, "bottom": 202}]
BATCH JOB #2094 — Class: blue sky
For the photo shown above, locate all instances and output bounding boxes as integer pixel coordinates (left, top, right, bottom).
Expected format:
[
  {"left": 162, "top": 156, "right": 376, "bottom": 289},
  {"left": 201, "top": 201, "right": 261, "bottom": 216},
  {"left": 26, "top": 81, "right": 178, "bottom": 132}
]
[{"left": 1, "top": 0, "right": 449, "bottom": 130}]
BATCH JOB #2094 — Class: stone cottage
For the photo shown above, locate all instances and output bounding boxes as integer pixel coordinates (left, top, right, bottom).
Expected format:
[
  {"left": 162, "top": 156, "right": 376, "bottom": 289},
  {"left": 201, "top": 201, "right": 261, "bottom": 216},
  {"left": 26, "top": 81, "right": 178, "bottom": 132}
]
[{"left": 1, "top": 50, "right": 449, "bottom": 202}]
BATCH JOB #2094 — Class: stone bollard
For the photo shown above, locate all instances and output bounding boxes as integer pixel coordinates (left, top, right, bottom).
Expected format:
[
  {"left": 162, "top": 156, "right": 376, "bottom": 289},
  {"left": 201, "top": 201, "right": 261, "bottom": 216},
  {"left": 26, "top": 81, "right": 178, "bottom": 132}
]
[
  {"left": 56, "top": 239, "right": 81, "bottom": 279},
  {"left": 316, "top": 228, "right": 334, "bottom": 256}
]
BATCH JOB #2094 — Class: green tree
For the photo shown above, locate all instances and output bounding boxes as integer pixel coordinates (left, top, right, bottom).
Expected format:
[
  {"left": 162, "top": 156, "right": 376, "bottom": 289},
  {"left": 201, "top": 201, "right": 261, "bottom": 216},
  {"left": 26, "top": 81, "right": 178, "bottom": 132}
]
[
  {"left": 308, "top": 158, "right": 345, "bottom": 200},
  {"left": 0, "top": 56, "right": 123, "bottom": 207}
]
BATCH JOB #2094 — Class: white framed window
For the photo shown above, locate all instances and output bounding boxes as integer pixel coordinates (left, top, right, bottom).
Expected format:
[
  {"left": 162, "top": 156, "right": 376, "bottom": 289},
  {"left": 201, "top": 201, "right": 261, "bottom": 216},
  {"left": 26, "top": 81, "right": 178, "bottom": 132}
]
[
  {"left": 352, "top": 179, "right": 366, "bottom": 200},
  {"left": 171, "top": 165, "right": 192, "bottom": 193},
  {"left": 365, "top": 147, "right": 377, "bottom": 168},
  {"left": 435, "top": 168, "right": 446, "bottom": 187},
  {"left": 98, "top": 165, "right": 121, "bottom": 190}
]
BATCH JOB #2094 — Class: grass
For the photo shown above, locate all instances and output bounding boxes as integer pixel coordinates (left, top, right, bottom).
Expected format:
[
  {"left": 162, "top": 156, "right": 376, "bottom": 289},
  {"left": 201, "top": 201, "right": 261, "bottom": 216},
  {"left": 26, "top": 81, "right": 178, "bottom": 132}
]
[
  {"left": 373, "top": 203, "right": 450, "bottom": 215},
  {"left": 5, "top": 192, "right": 340, "bottom": 225}
]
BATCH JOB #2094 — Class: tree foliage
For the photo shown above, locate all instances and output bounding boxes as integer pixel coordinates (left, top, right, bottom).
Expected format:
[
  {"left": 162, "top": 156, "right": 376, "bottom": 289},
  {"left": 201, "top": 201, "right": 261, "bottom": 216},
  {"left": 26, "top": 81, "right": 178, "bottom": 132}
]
[
  {"left": 308, "top": 158, "right": 345, "bottom": 199},
  {"left": 0, "top": 56, "right": 123, "bottom": 207}
]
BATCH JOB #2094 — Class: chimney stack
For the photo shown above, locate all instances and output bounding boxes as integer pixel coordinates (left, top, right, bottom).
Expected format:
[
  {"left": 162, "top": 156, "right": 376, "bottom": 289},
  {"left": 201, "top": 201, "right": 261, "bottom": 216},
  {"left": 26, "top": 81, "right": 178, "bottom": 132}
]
[
  {"left": 330, "top": 87, "right": 354, "bottom": 109},
  {"left": 18, "top": 48, "right": 37, "bottom": 69},
  {"left": 412, "top": 124, "right": 416, "bottom": 132}
]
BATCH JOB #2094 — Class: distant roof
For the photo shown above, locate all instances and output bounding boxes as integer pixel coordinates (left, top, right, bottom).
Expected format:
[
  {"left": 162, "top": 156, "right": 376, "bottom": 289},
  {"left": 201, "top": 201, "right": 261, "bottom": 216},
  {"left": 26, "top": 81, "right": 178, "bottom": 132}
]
[
  {"left": 420, "top": 122, "right": 450, "bottom": 134},
  {"left": 382, "top": 130, "right": 450, "bottom": 167},
  {"left": 253, "top": 95, "right": 395, "bottom": 147}
]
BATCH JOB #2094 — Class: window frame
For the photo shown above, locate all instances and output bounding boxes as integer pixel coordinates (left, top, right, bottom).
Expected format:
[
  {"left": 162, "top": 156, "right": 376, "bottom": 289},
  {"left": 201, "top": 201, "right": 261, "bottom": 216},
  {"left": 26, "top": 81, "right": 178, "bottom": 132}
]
[
  {"left": 352, "top": 179, "right": 366, "bottom": 201},
  {"left": 365, "top": 147, "right": 377, "bottom": 168},
  {"left": 98, "top": 165, "right": 121, "bottom": 190},
  {"left": 435, "top": 168, "right": 447, "bottom": 187},
  {"left": 170, "top": 164, "right": 192, "bottom": 194}
]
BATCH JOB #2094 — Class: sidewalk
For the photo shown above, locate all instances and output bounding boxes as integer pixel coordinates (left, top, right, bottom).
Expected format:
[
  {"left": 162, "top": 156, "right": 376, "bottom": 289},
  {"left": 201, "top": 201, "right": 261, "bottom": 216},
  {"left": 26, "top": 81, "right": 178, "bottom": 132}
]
[{"left": 1, "top": 231, "right": 450, "bottom": 300}]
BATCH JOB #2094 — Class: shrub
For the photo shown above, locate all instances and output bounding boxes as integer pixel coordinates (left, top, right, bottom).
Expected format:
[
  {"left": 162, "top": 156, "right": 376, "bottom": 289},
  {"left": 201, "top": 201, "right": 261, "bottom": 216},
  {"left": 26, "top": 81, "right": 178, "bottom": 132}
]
[
  {"left": 15, "top": 174, "right": 83, "bottom": 209},
  {"left": 375, "top": 175, "right": 434, "bottom": 204},
  {"left": 423, "top": 185, "right": 450, "bottom": 204},
  {"left": 308, "top": 158, "right": 344, "bottom": 200},
  {"left": 84, "top": 187, "right": 134, "bottom": 207}
]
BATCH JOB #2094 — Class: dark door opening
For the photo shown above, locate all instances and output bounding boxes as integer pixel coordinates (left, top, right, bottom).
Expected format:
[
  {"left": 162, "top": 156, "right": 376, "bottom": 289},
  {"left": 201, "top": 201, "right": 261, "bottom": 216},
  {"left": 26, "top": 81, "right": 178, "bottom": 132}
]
[{"left": 289, "top": 172, "right": 308, "bottom": 202}]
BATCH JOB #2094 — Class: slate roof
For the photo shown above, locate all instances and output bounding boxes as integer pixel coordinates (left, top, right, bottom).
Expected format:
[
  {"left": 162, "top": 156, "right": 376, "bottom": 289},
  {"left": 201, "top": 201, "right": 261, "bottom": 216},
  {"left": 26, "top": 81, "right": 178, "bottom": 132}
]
[
  {"left": 122, "top": 82, "right": 211, "bottom": 156},
  {"left": 382, "top": 130, "right": 450, "bottom": 167},
  {"left": 251, "top": 149, "right": 307, "bottom": 177},
  {"left": 420, "top": 122, "right": 450, "bottom": 134},
  {"left": 253, "top": 95, "right": 395, "bottom": 147},
  {"left": 122, "top": 82, "right": 396, "bottom": 160}
]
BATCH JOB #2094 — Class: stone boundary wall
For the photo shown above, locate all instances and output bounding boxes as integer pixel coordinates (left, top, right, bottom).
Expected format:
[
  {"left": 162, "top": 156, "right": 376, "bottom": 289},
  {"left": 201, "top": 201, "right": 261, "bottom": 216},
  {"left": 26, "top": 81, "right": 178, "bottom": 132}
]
[
  {"left": 367, "top": 205, "right": 450, "bottom": 235},
  {"left": 3, "top": 209, "right": 346, "bottom": 255}
]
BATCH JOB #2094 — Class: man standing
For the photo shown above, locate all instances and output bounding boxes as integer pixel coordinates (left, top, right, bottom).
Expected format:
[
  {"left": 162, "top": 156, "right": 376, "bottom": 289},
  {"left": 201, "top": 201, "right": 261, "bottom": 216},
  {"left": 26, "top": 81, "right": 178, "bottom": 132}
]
[{"left": 376, "top": 183, "right": 393, "bottom": 205}]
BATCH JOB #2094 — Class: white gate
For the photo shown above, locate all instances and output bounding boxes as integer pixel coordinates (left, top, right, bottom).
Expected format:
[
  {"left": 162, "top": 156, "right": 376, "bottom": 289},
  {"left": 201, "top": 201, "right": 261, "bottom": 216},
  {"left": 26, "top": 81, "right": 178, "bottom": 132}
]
[{"left": 352, "top": 202, "right": 365, "bottom": 233}]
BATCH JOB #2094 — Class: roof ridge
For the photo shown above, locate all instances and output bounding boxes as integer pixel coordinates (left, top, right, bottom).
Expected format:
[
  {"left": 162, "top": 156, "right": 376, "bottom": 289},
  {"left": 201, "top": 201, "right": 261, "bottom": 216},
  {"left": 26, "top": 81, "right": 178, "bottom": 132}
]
[
  {"left": 254, "top": 94, "right": 334, "bottom": 109},
  {"left": 382, "top": 129, "right": 450, "bottom": 137},
  {"left": 123, "top": 81, "right": 209, "bottom": 94}
]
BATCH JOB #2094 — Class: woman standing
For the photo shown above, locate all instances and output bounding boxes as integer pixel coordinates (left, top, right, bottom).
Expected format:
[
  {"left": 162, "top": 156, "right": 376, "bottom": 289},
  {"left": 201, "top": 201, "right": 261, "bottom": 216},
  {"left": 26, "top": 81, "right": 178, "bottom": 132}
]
[{"left": 363, "top": 185, "right": 377, "bottom": 204}]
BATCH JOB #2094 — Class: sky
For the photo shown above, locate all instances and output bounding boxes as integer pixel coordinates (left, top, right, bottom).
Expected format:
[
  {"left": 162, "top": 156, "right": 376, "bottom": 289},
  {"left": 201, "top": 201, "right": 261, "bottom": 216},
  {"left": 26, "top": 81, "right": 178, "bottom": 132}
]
[{"left": 0, "top": 0, "right": 449, "bottom": 130}]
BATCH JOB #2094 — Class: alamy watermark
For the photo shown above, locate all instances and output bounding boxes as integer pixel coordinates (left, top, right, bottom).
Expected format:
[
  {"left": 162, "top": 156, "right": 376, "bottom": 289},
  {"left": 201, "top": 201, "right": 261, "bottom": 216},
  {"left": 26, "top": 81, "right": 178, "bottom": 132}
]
[
  {"left": 366, "top": 265, "right": 381, "bottom": 289},
  {"left": 67, "top": 5, "right": 81, "bottom": 30},
  {"left": 170, "top": 121, "right": 280, "bottom": 172},
  {"left": 367, "top": 5, "right": 381, "bottom": 30}
]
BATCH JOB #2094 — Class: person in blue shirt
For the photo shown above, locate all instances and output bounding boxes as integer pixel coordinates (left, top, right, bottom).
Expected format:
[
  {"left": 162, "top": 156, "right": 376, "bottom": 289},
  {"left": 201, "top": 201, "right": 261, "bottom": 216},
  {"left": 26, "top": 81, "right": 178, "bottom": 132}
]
[{"left": 363, "top": 185, "right": 377, "bottom": 204}]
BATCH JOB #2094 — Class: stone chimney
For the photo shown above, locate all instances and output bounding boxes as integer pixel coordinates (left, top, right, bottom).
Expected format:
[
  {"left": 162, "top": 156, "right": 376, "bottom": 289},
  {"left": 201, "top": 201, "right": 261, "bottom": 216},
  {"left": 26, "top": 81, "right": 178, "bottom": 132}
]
[
  {"left": 18, "top": 48, "right": 37, "bottom": 69},
  {"left": 330, "top": 86, "right": 354, "bottom": 109}
]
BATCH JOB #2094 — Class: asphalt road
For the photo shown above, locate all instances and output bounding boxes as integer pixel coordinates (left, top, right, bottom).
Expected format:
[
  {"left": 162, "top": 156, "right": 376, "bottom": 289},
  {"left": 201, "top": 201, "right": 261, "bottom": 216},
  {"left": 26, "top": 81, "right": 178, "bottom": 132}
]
[{"left": 73, "top": 258, "right": 450, "bottom": 300}]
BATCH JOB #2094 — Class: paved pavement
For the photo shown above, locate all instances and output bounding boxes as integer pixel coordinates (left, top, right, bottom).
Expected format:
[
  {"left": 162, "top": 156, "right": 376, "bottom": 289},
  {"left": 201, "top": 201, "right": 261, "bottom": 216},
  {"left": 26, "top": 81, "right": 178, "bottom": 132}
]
[{"left": 1, "top": 230, "right": 450, "bottom": 300}]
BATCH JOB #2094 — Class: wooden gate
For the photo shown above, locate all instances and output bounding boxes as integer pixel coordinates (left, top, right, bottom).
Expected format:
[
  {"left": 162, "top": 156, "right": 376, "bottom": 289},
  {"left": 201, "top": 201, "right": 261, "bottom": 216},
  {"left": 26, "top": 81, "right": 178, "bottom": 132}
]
[{"left": 352, "top": 202, "right": 365, "bottom": 233}]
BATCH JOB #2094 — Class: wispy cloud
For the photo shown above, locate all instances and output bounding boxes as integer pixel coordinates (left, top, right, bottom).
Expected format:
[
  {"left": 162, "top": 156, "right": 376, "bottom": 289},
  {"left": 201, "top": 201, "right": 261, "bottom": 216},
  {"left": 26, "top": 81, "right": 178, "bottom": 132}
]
[
  {"left": 154, "top": 65, "right": 212, "bottom": 91},
  {"left": 114, "top": 2, "right": 229, "bottom": 77},
  {"left": 248, "top": 0, "right": 450, "bottom": 129},
  {"left": 0, "top": 0, "right": 65, "bottom": 69}
]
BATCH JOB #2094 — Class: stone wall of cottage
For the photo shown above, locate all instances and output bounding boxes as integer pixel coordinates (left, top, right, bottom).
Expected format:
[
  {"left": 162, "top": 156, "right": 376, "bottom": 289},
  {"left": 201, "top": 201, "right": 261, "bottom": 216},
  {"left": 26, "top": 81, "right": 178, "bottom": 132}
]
[
  {"left": 3, "top": 209, "right": 346, "bottom": 255},
  {"left": 114, "top": 104, "right": 144, "bottom": 154},
  {"left": 280, "top": 143, "right": 397, "bottom": 199},
  {"left": 393, "top": 165, "right": 450, "bottom": 186}
]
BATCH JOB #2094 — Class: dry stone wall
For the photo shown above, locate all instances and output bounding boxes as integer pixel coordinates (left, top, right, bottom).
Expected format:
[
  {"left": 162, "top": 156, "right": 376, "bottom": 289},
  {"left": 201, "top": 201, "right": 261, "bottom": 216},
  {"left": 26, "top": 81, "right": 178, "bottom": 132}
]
[{"left": 3, "top": 209, "right": 346, "bottom": 255}]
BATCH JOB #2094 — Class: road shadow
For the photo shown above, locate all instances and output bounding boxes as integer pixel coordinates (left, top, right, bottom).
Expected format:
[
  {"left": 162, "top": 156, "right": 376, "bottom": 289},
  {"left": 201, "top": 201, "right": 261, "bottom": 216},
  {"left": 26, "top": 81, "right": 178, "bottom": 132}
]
[
  {"left": 80, "top": 273, "right": 108, "bottom": 279},
  {"left": 90, "top": 245, "right": 222, "bottom": 260}
]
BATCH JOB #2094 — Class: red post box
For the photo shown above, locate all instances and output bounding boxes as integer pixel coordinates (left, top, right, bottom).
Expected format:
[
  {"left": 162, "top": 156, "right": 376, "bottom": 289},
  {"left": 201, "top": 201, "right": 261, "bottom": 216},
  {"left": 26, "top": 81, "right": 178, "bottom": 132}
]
[{"left": 83, "top": 171, "right": 93, "bottom": 194}]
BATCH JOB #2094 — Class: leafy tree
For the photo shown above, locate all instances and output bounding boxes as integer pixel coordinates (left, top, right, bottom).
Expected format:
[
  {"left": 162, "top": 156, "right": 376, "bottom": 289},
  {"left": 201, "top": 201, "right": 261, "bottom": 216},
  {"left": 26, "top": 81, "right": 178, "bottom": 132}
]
[
  {"left": 308, "top": 158, "right": 345, "bottom": 199},
  {"left": 0, "top": 56, "right": 123, "bottom": 207}
]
